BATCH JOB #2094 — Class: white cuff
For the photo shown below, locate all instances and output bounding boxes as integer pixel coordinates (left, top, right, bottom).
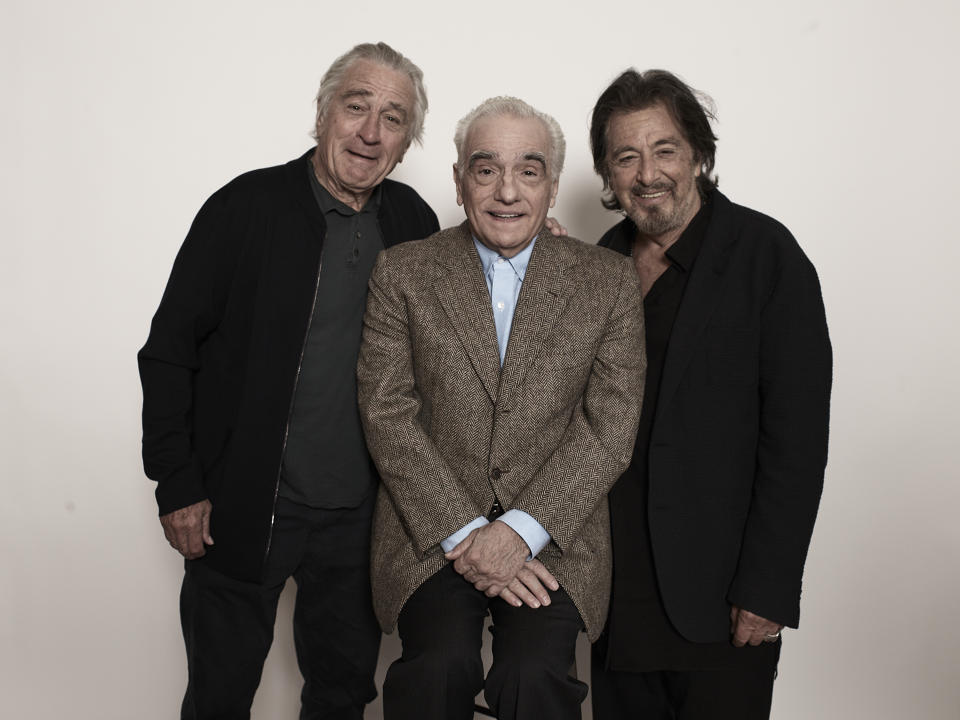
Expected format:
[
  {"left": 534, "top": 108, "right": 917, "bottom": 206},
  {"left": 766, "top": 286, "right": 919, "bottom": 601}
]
[
  {"left": 440, "top": 516, "right": 489, "bottom": 553},
  {"left": 499, "top": 509, "right": 551, "bottom": 559}
]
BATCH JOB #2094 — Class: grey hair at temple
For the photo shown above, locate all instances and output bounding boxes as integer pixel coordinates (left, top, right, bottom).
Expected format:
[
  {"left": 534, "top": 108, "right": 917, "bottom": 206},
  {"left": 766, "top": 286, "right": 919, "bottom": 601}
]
[
  {"left": 454, "top": 96, "right": 566, "bottom": 179},
  {"left": 313, "top": 41, "right": 428, "bottom": 148}
]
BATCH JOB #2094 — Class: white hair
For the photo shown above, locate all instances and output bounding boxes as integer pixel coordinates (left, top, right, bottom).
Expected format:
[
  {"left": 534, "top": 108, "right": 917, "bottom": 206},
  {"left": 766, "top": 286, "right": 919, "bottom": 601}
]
[
  {"left": 313, "top": 42, "right": 428, "bottom": 148},
  {"left": 453, "top": 96, "right": 565, "bottom": 179}
]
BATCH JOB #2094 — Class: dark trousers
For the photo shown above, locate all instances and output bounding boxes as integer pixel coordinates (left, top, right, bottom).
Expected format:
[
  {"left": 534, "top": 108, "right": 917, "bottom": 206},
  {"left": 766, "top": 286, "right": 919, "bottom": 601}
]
[
  {"left": 383, "top": 564, "right": 587, "bottom": 720},
  {"left": 590, "top": 640, "right": 780, "bottom": 720},
  {"left": 179, "top": 496, "right": 381, "bottom": 720}
]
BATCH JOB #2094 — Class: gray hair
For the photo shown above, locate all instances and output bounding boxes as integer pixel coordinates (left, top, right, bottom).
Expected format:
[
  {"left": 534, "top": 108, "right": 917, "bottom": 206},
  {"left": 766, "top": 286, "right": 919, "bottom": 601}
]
[
  {"left": 454, "top": 96, "right": 565, "bottom": 179},
  {"left": 313, "top": 42, "right": 428, "bottom": 148}
]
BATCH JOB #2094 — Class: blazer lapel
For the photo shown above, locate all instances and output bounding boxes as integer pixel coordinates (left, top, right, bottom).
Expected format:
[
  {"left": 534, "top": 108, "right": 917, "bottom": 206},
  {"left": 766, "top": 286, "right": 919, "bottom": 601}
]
[
  {"left": 433, "top": 223, "right": 502, "bottom": 402},
  {"left": 656, "top": 192, "right": 737, "bottom": 415},
  {"left": 498, "top": 232, "right": 571, "bottom": 404}
]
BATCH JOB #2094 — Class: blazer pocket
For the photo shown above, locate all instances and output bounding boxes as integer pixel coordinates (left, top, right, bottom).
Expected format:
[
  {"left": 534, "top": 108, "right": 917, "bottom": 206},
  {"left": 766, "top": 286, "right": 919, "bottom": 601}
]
[{"left": 706, "top": 327, "right": 758, "bottom": 387}]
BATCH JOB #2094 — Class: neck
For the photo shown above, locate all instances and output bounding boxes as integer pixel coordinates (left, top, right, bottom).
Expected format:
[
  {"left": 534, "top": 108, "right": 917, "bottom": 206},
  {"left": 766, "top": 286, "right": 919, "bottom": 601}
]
[{"left": 311, "top": 152, "right": 371, "bottom": 212}]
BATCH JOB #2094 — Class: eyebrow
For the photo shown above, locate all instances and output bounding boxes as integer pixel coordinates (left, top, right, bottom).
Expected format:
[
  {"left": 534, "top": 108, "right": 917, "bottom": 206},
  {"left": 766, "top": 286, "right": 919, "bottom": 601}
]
[
  {"left": 522, "top": 152, "right": 546, "bottom": 168},
  {"left": 611, "top": 137, "right": 682, "bottom": 155},
  {"left": 468, "top": 150, "right": 496, "bottom": 168},
  {"left": 340, "top": 89, "right": 409, "bottom": 119}
]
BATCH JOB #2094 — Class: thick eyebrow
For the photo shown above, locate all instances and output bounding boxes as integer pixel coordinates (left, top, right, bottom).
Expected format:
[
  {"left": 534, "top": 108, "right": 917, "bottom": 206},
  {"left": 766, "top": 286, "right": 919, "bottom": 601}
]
[
  {"left": 611, "top": 137, "right": 682, "bottom": 156},
  {"left": 522, "top": 152, "right": 547, "bottom": 169},
  {"left": 468, "top": 150, "right": 497, "bottom": 168},
  {"left": 340, "top": 88, "right": 372, "bottom": 102}
]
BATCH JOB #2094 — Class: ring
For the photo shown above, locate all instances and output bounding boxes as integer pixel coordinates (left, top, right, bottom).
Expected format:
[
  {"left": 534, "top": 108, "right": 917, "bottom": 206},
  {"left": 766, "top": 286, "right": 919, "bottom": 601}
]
[{"left": 764, "top": 631, "right": 781, "bottom": 642}]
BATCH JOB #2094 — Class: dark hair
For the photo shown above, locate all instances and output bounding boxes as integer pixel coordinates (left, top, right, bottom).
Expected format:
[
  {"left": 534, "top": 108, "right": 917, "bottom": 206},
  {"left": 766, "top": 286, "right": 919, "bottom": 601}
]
[{"left": 590, "top": 69, "right": 718, "bottom": 210}]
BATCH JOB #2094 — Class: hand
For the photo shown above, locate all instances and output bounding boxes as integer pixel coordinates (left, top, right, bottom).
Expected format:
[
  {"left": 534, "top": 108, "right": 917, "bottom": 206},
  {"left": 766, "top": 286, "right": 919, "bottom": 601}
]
[
  {"left": 544, "top": 216, "right": 568, "bottom": 237},
  {"left": 160, "top": 499, "right": 214, "bottom": 559},
  {"left": 445, "top": 520, "right": 530, "bottom": 597},
  {"left": 730, "top": 605, "right": 783, "bottom": 647},
  {"left": 498, "top": 559, "right": 559, "bottom": 609}
]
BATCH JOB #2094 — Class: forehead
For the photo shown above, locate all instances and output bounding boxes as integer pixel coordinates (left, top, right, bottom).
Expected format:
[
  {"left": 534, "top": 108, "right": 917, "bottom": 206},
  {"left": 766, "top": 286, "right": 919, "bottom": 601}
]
[
  {"left": 606, "top": 103, "right": 689, "bottom": 148},
  {"left": 337, "top": 59, "right": 415, "bottom": 105},
  {"left": 465, "top": 114, "right": 550, "bottom": 160}
]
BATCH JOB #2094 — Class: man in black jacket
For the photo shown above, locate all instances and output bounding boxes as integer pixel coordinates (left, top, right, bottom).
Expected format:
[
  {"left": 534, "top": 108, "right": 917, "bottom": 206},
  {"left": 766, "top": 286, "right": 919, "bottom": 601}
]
[
  {"left": 588, "top": 70, "right": 832, "bottom": 719},
  {"left": 138, "top": 42, "right": 439, "bottom": 719}
]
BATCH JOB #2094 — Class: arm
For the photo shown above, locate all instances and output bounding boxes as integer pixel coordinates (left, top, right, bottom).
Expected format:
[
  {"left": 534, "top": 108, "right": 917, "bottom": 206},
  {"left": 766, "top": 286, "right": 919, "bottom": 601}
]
[
  {"left": 138, "top": 190, "right": 237, "bottom": 548},
  {"left": 357, "top": 251, "right": 481, "bottom": 557},
  {"left": 726, "top": 241, "right": 832, "bottom": 628}
]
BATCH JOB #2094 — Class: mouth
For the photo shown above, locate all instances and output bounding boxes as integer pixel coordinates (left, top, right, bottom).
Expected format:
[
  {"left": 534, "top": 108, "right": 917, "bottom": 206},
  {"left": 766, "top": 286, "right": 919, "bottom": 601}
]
[
  {"left": 347, "top": 149, "right": 379, "bottom": 162},
  {"left": 638, "top": 191, "right": 667, "bottom": 199},
  {"left": 487, "top": 212, "right": 524, "bottom": 221}
]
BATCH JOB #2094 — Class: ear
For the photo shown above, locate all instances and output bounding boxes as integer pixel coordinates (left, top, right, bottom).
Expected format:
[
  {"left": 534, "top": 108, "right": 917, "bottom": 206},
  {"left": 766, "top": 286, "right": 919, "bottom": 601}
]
[
  {"left": 453, "top": 163, "right": 464, "bottom": 206},
  {"left": 549, "top": 178, "right": 559, "bottom": 208}
]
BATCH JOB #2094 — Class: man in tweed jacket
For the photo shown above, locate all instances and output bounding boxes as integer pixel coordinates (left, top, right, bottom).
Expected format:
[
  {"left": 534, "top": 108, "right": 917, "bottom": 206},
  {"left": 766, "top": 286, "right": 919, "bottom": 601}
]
[{"left": 358, "top": 97, "right": 646, "bottom": 720}]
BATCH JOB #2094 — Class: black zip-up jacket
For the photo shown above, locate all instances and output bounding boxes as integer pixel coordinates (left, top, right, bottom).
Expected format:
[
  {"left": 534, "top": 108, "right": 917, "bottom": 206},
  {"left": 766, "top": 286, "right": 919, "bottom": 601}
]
[{"left": 138, "top": 149, "right": 439, "bottom": 581}]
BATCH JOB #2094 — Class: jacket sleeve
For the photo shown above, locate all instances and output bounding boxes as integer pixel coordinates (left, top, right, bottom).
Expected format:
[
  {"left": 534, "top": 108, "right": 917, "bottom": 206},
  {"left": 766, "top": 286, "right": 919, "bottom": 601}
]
[
  {"left": 138, "top": 189, "right": 237, "bottom": 516},
  {"left": 357, "top": 250, "right": 480, "bottom": 557},
  {"left": 727, "top": 236, "right": 832, "bottom": 627},
  {"left": 511, "top": 257, "right": 647, "bottom": 552}
]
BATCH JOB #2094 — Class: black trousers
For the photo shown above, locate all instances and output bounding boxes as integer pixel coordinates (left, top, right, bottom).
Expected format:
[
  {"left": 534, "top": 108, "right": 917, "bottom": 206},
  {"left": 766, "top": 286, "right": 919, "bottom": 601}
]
[
  {"left": 179, "top": 496, "right": 381, "bottom": 720},
  {"left": 383, "top": 564, "right": 587, "bottom": 720},
  {"left": 590, "top": 638, "right": 781, "bottom": 720}
]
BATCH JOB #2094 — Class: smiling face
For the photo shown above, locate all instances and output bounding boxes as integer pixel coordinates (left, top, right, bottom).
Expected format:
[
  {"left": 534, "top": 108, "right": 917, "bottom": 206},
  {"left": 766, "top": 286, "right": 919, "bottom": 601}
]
[
  {"left": 605, "top": 103, "right": 702, "bottom": 244},
  {"left": 454, "top": 114, "right": 559, "bottom": 258},
  {"left": 313, "top": 59, "right": 415, "bottom": 210}
]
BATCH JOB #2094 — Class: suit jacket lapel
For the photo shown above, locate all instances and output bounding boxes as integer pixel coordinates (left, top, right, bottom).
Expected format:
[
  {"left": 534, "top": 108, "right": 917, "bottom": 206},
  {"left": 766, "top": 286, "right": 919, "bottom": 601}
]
[
  {"left": 656, "top": 192, "right": 737, "bottom": 416},
  {"left": 433, "top": 223, "right": 502, "bottom": 402},
  {"left": 498, "top": 231, "right": 570, "bottom": 405}
]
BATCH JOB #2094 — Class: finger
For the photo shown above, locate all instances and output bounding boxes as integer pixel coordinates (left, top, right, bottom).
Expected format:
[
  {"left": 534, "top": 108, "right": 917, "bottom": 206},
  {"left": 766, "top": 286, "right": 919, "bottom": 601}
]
[
  {"left": 505, "top": 578, "right": 541, "bottom": 608},
  {"left": 515, "top": 568, "right": 550, "bottom": 606},
  {"left": 201, "top": 504, "right": 214, "bottom": 546},
  {"left": 499, "top": 587, "right": 523, "bottom": 608},
  {"left": 452, "top": 557, "right": 471, "bottom": 575},
  {"left": 481, "top": 582, "right": 504, "bottom": 597},
  {"left": 444, "top": 534, "right": 474, "bottom": 560},
  {"left": 731, "top": 619, "right": 751, "bottom": 647},
  {"left": 526, "top": 560, "right": 559, "bottom": 592},
  {"left": 508, "top": 574, "right": 543, "bottom": 608}
]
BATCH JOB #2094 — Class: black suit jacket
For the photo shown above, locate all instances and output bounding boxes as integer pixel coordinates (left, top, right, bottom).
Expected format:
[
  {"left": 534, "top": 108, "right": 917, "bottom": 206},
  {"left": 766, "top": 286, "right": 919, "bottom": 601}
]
[{"left": 600, "top": 189, "right": 832, "bottom": 642}]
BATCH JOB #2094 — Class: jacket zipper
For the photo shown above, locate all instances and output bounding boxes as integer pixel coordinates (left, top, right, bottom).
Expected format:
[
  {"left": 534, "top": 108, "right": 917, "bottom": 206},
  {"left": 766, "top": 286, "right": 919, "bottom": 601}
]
[{"left": 262, "top": 250, "right": 324, "bottom": 568}]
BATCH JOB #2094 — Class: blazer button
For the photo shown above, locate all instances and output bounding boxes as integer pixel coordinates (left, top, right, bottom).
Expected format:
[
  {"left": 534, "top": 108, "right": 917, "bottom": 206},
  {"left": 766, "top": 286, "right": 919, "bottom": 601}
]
[{"left": 491, "top": 468, "right": 502, "bottom": 480}]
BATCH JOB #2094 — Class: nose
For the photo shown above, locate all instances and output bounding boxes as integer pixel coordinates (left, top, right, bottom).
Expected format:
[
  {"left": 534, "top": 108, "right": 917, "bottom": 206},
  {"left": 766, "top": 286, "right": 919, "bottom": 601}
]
[
  {"left": 358, "top": 113, "right": 381, "bottom": 145},
  {"left": 637, "top": 158, "right": 658, "bottom": 187},
  {"left": 494, "top": 172, "right": 519, "bottom": 203}
]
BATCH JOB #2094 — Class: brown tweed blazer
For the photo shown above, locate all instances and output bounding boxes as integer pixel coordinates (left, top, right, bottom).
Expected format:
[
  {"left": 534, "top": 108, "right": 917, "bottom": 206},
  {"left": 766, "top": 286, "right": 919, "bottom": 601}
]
[{"left": 357, "top": 222, "right": 646, "bottom": 640}]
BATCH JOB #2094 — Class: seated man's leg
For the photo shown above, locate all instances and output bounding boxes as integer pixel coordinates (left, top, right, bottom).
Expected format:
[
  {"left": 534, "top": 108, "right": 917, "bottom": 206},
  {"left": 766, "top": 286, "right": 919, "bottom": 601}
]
[
  {"left": 291, "top": 497, "right": 382, "bottom": 720},
  {"left": 485, "top": 586, "right": 587, "bottom": 720},
  {"left": 383, "top": 564, "right": 488, "bottom": 720},
  {"left": 179, "top": 558, "right": 287, "bottom": 720}
]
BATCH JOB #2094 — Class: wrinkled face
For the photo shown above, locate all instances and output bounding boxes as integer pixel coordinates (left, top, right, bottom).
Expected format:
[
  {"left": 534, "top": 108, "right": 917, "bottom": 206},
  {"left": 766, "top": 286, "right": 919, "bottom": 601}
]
[
  {"left": 605, "top": 103, "right": 701, "bottom": 240},
  {"left": 313, "top": 60, "right": 415, "bottom": 209},
  {"left": 454, "top": 114, "right": 559, "bottom": 258}
]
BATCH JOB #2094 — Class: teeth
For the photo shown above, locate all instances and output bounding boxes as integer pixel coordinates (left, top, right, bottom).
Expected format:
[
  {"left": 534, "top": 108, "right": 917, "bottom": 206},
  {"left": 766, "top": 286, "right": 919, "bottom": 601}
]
[
  {"left": 639, "top": 191, "right": 666, "bottom": 198},
  {"left": 491, "top": 213, "right": 520, "bottom": 218}
]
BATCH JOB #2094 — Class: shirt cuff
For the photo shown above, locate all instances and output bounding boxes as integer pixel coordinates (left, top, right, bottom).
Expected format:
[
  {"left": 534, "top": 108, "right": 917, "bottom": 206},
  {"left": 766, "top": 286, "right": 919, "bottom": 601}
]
[
  {"left": 441, "top": 516, "right": 489, "bottom": 553},
  {"left": 499, "top": 509, "right": 551, "bottom": 559}
]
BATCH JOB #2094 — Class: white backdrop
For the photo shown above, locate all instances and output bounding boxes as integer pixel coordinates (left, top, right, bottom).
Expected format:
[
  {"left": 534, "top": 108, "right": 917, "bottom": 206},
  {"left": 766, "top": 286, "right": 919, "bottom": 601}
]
[{"left": 3, "top": 1, "right": 959, "bottom": 718}]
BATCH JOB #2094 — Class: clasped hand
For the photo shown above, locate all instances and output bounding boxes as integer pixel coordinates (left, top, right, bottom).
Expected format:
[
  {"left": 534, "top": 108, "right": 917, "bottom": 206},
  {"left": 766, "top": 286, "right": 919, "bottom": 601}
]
[{"left": 444, "top": 521, "right": 559, "bottom": 609}]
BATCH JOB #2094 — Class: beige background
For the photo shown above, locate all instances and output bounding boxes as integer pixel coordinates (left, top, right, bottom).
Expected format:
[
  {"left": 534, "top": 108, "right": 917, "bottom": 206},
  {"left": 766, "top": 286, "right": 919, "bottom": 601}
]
[{"left": 2, "top": 0, "right": 959, "bottom": 717}]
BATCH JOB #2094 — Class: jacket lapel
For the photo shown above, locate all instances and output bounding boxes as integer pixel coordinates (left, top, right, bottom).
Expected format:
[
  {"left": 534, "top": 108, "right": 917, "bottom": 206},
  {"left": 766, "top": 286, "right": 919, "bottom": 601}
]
[
  {"left": 498, "top": 232, "right": 571, "bottom": 405},
  {"left": 655, "top": 191, "right": 737, "bottom": 416},
  {"left": 433, "top": 223, "right": 502, "bottom": 402}
]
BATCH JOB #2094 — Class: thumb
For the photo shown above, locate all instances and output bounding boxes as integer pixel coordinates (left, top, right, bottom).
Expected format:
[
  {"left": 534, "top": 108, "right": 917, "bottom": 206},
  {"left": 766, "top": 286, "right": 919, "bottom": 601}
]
[{"left": 202, "top": 505, "right": 214, "bottom": 546}]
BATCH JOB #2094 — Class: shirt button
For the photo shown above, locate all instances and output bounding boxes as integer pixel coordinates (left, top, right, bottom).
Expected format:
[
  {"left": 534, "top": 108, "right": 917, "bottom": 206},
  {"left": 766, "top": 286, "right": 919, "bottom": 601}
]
[{"left": 496, "top": 301, "right": 505, "bottom": 310}]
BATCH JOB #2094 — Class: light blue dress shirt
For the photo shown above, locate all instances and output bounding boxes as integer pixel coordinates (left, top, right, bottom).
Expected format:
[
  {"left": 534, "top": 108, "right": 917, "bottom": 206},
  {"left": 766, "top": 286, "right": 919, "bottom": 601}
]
[{"left": 439, "top": 237, "right": 551, "bottom": 559}]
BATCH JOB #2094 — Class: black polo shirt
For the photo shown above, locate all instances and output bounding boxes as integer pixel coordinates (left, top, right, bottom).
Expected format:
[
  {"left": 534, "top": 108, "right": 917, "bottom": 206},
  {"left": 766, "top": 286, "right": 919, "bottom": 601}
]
[{"left": 278, "top": 161, "right": 384, "bottom": 508}]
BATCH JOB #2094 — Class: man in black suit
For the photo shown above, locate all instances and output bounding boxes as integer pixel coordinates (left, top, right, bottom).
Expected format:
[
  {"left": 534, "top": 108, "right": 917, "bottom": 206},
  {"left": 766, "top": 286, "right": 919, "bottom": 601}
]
[{"left": 588, "top": 69, "right": 832, "bottom": 719}]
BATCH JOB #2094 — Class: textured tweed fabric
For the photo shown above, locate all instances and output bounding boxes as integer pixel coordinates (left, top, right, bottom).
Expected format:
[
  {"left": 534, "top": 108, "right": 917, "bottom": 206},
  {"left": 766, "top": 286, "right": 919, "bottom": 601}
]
[{"left": 357, "top": 222, "right": 646, "bottom": 641}]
